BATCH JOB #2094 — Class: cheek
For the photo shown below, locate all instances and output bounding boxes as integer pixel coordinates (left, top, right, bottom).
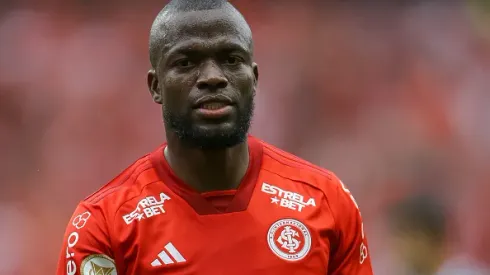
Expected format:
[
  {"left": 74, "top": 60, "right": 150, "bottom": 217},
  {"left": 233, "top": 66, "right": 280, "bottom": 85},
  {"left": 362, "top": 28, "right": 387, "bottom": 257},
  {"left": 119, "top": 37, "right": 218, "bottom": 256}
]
[
  {"left": 229, "top": 70, "right": 255, "bottom": 94},
  {"left": 161, "top": 75, "right": 193, "bottom": 108}
]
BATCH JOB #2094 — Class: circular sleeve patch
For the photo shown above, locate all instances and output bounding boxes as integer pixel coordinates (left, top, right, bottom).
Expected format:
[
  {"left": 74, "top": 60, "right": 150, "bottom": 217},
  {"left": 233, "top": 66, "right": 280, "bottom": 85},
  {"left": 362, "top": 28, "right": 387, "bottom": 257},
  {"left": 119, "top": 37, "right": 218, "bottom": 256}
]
[{"left": 81, "top": 254, "right": 117, "bottom": 275}]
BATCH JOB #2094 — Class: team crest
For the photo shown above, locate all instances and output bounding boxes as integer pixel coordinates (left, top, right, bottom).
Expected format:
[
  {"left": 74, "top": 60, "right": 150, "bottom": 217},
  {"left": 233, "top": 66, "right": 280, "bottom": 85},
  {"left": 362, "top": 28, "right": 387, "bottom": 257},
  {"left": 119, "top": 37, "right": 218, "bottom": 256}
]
[
  {"left": 81, "top": 254, "right": 117, "bottom": 275},
  {"left": 267, "top": 218, "right": 311, "bottom": 261}
]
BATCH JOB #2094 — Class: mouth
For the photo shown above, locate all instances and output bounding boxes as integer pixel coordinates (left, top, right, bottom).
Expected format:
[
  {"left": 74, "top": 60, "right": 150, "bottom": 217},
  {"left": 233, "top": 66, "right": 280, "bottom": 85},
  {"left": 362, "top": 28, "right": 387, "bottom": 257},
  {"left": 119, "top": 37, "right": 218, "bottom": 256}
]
[
  {"left": 192, "top": 95, "right": 235, "bottom": 119},
  {"left": 193, "top": 95, "right": 234, "bottom": 109},
  {"left": 198, "top": 102, "right": 230, "bottom": 110}
]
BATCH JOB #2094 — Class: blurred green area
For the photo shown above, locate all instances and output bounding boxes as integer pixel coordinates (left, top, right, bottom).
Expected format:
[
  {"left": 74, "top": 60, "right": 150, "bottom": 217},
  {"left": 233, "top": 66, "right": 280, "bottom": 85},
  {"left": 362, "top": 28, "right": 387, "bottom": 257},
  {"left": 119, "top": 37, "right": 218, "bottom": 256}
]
[{"left": 468, "top": 0, "right": 490, "bottom": 39}]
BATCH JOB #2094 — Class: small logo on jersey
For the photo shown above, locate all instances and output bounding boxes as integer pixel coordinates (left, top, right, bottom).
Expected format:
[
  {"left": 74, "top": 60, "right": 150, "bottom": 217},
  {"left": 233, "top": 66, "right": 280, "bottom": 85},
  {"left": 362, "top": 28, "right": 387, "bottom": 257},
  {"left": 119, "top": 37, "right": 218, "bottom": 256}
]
[
  {"left": 360, "top": 242, "right": 368, "bottom": 264},
  {"left": 66, "top": 211, "right": 91, "bottom": 275},
  {"left": 267, "top": 218, "right": 312, "bottom": 262},
  {"left": 261, "top": 183, "right": 316, "bottom": 212},
  {"left": 151, "top": 242, "right": 186, "bottom": 267},
  {"left": 80, "top": 254, "right": 117, "bottom": 275},
  {"left": 72, "top": 211, "right": 91, "bottom": 229},
  {"left": 122, "top": 192, "right": 171, "bottom": 224}
]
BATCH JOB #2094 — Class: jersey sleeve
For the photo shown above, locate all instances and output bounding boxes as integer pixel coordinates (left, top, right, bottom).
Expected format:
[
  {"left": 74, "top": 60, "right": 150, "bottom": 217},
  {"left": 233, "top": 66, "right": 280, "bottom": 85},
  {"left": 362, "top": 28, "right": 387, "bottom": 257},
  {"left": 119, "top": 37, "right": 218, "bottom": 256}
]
[
  {"left": 56, "top": 202, "right": 117, "bottom": 275},
  {"left": 327, "top": 176, "right": 373, "bottom": 275}
]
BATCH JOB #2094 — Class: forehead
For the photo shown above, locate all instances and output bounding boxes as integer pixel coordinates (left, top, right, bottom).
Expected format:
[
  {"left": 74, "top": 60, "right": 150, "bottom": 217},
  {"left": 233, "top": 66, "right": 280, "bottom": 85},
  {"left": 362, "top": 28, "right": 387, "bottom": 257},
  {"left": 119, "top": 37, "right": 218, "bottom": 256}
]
[{"left": 160, "top": 9, "right": 251, "bottom": 55}]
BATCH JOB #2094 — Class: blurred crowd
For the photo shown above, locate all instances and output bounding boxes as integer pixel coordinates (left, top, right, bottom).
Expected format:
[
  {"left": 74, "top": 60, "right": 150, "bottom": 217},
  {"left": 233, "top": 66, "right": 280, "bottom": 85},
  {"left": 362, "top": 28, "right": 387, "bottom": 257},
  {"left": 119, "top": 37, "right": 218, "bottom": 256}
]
[{"left": 1, "top": 1, "right": 489, "bottom": 274}]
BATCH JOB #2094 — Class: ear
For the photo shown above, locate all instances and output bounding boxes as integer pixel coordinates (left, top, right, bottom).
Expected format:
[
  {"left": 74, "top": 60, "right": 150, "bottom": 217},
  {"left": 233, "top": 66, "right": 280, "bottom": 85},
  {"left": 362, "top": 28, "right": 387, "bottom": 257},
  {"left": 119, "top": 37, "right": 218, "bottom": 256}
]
[
  {"left": 252, "top": 62, "right": 259, "bottom": 87},
  {"left": 147, "top": 69, "right": 163, "bottom": 104}
]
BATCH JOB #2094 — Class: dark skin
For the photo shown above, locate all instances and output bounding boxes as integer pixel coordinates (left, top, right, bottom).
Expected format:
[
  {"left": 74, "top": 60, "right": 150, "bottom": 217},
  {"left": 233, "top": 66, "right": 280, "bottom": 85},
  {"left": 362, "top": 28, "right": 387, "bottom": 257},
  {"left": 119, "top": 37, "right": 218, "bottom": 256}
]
[{"left": 147, "top": 9, "right": 259, "bottom": 193}]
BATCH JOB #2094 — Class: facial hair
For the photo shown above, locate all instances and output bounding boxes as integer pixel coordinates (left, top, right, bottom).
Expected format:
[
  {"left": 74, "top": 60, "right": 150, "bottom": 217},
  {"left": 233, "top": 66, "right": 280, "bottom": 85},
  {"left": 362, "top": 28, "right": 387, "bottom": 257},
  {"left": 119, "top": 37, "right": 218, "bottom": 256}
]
[{"left": 163, "top": 92, "right": 254, "bottom": 150}]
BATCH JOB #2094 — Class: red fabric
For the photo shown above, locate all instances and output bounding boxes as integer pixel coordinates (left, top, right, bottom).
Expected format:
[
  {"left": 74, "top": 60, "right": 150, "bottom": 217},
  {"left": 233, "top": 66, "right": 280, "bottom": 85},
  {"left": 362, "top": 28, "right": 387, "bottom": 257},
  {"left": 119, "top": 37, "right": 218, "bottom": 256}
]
[
  {"left": 201, "top": 190, "right": 237, "bottom": 213},
  {"left": 150, "top": 136, "right": 263, "bottom": 215},
  {"left": 56, "top": 136, "right": 373, "bottom": 274}
]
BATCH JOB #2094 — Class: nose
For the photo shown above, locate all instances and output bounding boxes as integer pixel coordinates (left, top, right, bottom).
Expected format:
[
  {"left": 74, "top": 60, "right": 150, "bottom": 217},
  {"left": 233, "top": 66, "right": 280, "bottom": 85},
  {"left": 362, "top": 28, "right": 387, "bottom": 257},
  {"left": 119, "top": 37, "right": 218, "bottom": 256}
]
[{"left": 196, "top": 61, "right": 228, "bottom": 90}]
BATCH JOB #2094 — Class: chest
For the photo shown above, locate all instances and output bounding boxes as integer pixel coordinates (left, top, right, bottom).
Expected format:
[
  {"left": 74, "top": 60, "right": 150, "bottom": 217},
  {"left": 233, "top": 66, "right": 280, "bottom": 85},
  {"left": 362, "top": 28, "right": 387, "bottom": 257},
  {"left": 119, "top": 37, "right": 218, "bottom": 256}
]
[{"left": 115, "top": 206, "right": 332, "bottom": 275}]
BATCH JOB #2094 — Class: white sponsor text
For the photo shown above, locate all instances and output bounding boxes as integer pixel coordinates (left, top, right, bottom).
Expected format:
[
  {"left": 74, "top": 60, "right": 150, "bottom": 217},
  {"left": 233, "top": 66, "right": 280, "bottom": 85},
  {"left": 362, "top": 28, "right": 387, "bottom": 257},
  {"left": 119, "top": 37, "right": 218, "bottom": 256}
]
[
  {"left": 123, "top": 192, "right": 171, "bottom": 224},
  {"left": 261, "top": 182, "right": 316, "bottom": 212}
]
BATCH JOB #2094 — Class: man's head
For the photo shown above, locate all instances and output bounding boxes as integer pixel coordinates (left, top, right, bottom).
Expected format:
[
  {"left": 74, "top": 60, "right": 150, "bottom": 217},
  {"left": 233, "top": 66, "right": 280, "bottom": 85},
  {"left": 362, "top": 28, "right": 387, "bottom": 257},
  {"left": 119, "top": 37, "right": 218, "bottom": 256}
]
[{"left": 147, "top": 0, "right": 258, "bottom": 150}]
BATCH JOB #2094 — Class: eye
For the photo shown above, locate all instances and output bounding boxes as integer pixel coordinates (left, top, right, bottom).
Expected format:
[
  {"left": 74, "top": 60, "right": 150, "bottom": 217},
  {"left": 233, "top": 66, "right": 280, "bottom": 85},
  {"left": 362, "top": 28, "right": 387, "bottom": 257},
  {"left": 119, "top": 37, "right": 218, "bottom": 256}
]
[
  {"left": 174, "top": 59, "right": 194, "bottom": 68},
  {"left": 224, "top": 55, "right": 243, "bottom": 66}
]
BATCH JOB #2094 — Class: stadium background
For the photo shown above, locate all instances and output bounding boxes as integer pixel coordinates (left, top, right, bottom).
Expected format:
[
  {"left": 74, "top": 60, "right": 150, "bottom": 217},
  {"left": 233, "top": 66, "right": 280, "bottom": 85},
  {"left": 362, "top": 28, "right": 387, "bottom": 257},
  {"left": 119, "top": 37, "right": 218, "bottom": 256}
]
[{"left": 0, "top": 0, "right": 489, "bottom": 274}]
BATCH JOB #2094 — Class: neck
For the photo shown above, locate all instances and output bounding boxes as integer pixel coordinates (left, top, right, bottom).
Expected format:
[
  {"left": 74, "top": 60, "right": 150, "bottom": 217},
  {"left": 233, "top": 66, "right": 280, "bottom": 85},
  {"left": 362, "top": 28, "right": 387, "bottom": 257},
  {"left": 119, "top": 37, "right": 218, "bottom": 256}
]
[{"left": 164, "top": 135, "right": 250, "bottom": 193}]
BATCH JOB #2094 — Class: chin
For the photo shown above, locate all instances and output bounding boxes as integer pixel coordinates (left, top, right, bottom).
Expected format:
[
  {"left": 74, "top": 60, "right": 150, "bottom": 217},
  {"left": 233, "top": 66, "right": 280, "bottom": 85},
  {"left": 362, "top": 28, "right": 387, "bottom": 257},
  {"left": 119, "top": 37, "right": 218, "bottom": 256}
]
[
  {"left": 183, "top": 125, "right": 248, "bottom": 150},
  {"left": 194, "top": 120, "right": 236, "bottom": 132},
  {"left": 165, "top": 111, "right": 252, "bottom": 149}
]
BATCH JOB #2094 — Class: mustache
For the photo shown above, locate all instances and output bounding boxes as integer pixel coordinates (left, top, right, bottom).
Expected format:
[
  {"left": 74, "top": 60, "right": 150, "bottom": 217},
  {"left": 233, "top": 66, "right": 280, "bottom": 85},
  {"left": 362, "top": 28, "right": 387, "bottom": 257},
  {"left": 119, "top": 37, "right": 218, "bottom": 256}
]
[{"left": 192, "top": 94, "right": 234, "bottom": 108}]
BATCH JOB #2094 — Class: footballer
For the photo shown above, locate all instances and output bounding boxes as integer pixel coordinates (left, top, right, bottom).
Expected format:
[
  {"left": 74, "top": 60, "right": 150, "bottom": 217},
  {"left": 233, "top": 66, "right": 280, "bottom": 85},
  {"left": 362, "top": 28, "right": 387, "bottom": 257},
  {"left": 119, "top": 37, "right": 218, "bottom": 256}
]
[{"left": 56, "top": 0, "right": 373, "bottom": 274}]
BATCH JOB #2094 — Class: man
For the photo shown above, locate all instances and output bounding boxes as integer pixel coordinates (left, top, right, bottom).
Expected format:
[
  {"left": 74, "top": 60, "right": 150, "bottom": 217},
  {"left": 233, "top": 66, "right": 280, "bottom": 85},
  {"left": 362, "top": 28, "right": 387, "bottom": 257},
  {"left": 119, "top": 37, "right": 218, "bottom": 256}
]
[{"left": 56, "top": 0, "right": 373, "bottom": 274}]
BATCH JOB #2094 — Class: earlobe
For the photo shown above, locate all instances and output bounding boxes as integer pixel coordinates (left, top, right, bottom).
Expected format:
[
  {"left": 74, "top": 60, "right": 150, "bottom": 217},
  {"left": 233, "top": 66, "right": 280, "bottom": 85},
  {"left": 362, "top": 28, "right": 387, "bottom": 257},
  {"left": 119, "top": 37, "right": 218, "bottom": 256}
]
[{"left": 147, "top": 69, "right": 163, "bottom": 104}]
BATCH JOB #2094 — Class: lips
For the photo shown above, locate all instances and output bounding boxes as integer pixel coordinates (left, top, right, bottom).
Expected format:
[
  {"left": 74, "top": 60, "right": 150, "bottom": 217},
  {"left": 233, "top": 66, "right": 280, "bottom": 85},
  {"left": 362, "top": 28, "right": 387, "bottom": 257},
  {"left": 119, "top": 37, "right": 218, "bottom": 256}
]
[
  {"left": 193, "top": 95, "right": 234, "bottom": 109},
  {"left": 192, "top": 95, "right": 235, "bottom": 119},
  {"left": 200, "top": 102, "right": 228, "bottom": 110}
]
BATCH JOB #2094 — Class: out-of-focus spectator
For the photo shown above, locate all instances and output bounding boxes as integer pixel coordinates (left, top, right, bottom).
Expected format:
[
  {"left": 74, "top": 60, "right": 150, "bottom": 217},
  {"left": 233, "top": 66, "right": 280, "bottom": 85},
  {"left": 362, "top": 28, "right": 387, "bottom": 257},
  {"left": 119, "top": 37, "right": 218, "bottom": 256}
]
[{"left": 387, "top": 194, "right": 447, "bottom": 275}]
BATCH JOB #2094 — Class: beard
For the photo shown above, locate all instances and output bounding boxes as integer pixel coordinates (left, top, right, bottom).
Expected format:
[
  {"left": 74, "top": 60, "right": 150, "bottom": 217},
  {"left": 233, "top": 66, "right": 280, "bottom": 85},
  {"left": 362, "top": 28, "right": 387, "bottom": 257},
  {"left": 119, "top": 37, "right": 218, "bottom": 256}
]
[{"left": 163, "top": 94, "right": 254, "bottom": 150}]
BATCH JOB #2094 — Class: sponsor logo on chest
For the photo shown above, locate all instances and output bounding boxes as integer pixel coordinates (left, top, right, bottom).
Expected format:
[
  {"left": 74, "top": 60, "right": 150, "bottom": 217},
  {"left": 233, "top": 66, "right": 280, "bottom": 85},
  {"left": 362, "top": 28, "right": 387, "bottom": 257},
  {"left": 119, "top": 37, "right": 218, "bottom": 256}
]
[
  {"left": 261, "top": 182, "right": 316, "bottom": 212},
  {"left": 122, "top": 192, "right": 171, "bottom": 224}
]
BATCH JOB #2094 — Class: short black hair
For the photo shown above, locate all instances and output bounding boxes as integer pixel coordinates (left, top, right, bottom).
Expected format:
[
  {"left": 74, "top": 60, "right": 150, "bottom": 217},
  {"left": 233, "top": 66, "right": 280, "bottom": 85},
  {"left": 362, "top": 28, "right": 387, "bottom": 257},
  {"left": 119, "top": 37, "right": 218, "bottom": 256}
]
[
  {"left": 388, "top": 195, "right": 447, "bottom": 244},
  {"left": 162, "top": 0, "right": 229, "bottom": 12},
  {"left": 148, "top": 0, "right": 250, "bottom": 69}
]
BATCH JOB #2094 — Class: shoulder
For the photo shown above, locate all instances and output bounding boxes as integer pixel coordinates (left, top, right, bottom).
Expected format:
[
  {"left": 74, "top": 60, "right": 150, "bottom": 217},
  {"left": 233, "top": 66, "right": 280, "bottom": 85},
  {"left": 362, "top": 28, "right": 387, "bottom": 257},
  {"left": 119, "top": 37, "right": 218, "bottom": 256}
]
[
  {"left": 257, "top": 138, "right": 342, "bottom": 194},
  {"left": 78, "top": 147, "right": 163, "bottom": 214},
  {"left": 256, "top": 138, "right": 360, "bottom": 227}
]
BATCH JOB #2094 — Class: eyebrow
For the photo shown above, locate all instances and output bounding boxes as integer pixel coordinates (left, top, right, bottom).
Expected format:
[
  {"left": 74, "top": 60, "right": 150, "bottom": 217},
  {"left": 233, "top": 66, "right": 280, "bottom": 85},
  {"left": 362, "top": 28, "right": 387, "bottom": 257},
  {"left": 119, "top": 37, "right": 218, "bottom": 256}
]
[{"left": 163, "top": 38, "right": 249, "bottom": 60}]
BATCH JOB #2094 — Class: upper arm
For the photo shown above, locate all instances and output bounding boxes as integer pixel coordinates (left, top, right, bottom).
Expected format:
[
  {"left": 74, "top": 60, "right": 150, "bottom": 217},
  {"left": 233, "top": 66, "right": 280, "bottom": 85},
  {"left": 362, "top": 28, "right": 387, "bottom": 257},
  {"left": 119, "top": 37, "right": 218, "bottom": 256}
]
[
  {"left": 56, "top": 203, "right": 117, "bottom": 275},
  {"left": 328, "top": 177, "right": 373, "bottom": 275}
]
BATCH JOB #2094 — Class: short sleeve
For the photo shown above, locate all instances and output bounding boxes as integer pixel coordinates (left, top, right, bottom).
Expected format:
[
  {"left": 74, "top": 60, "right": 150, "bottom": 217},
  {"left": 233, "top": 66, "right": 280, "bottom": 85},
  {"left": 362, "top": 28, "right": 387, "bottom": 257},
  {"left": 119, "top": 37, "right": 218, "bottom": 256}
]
[
  {"left": 328, "top": 176, "right": 373, "bottom": 275},
  {"left": 56, "top": 202, "right": 117, "bottom": 275}
]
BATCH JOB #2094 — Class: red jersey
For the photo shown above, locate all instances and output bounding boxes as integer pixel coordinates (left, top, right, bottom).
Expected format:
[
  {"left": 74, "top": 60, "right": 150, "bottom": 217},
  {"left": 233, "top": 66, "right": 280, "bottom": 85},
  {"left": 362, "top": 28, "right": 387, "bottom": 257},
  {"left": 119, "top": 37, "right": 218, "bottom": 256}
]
[{"left": 56, "top": 136, "right": 373, "bottom": 275}]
